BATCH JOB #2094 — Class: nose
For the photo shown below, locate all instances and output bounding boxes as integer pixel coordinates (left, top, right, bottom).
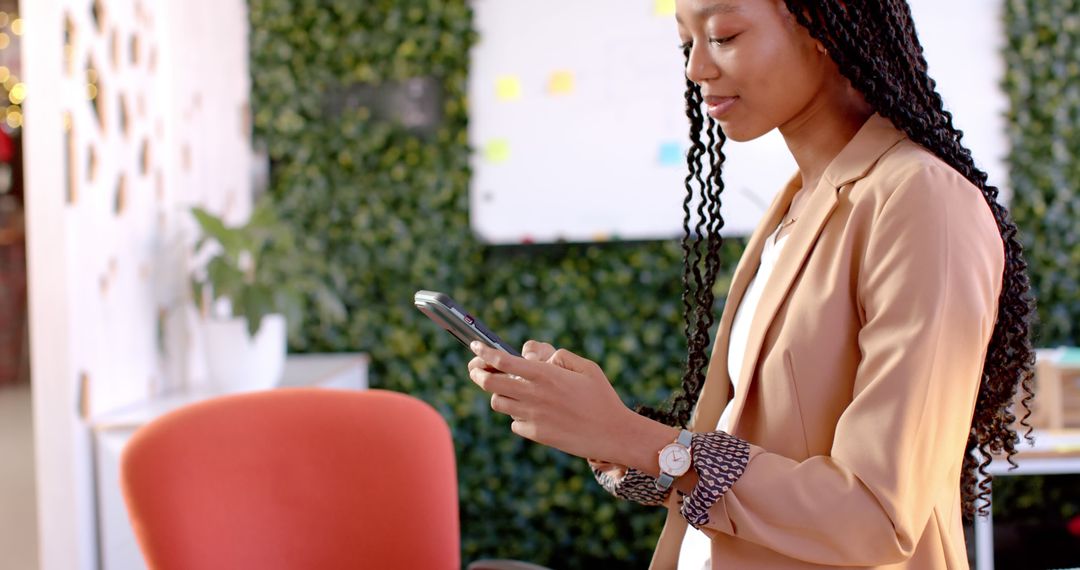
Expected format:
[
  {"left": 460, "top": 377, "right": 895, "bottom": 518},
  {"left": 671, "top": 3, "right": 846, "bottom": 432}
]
[{"left": 684, "top": 42, "right": 719, "bottom": 86}]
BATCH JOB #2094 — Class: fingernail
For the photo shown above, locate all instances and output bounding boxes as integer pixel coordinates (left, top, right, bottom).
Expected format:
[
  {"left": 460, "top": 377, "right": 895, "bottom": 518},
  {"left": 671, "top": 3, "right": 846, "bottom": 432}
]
[{"left": 470, "top": 341, "right": 482, "bottom": 353}]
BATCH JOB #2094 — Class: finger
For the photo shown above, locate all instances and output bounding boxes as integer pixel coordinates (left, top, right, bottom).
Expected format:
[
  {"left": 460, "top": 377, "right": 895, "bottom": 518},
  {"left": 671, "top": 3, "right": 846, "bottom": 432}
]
[
  {"left": 587, "top": 458, "right": 615, "bottom": 470},
  {"left": 587, "top": 459, "right": 620, "bottom": 472},
  {"left": 468, "top": 356, "right": 501, "bottom": 373},
  {"left": 470, "top": 341, "right": 545, "bottom": 378},
  {"left": 510, "top": 418, "right": 535, "bottom": 441},
  {"left": 522, "top": 340, "right": 556, "bottom": 361},
  {"left": 490, "top": 393, "right": 526, "bottom": 419},
  {"left": 469, "top": 367, "right": 530, "bottom": 400},
  {"left": 587, "top": 459, "right": 627, "bottom": 478},
  {"left": 548, "top": 348, "right": 600, "bottom": 375}
]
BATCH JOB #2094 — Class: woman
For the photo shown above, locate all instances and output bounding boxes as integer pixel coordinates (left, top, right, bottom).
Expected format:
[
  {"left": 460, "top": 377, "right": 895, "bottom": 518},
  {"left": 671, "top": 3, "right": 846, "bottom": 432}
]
[{"left": 467, "top": 0, "right": 1036, "bottom": 567}]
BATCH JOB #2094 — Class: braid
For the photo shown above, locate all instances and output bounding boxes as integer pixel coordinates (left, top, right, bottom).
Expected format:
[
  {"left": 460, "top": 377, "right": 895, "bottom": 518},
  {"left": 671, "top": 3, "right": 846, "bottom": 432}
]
[
  {"left": 783, "top": 0, "right": 1037, "bottom": 519},
  {"left": 701, "top": 117, "right": 728, "bottom": 307},
  {"left": 638, "top": 50, "right": 728, "bottom": 427}
]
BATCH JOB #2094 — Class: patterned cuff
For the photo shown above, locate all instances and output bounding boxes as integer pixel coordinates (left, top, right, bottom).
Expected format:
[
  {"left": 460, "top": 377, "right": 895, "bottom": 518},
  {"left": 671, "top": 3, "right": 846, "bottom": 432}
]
[
  {"left": 680, "top": 431, "right": 751, "bottom": 528},
  {"left": 593, "top": 467, "right": 671, "bottom": 506}
]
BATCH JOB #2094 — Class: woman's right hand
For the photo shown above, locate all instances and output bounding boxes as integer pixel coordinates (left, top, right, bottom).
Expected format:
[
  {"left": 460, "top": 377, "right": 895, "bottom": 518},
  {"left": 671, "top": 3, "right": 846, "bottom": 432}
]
[{"left": 520, "top": 340, "right": 637, "bottom": 497}]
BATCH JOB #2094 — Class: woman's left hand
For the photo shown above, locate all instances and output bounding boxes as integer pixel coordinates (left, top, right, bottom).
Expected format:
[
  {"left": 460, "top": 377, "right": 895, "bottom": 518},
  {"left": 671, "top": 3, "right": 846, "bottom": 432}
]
[{"left": 467, "top": 341, "right": 634, "bottom": 461}]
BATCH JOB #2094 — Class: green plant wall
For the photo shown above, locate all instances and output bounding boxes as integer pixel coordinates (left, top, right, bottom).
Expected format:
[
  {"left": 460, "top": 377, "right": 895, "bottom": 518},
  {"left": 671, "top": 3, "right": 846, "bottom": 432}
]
[
  {"left": 1005, "top": 0, "right": 1080, "bottom": 346},
  {"left": 248, "top": 1, "right": 743, "bottom": 567},
  {"left": 993, "top": 0, "right": 1080, "bottom": 543}
]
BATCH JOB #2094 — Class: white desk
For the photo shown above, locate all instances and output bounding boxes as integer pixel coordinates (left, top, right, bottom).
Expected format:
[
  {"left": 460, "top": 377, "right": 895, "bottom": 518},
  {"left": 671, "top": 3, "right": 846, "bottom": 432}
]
[
  {"left": 973, "top": 430, "right": 1080, "bottom": 570},
  {"left": 91, "top": 353, "right": 369, "bottom": 570}
]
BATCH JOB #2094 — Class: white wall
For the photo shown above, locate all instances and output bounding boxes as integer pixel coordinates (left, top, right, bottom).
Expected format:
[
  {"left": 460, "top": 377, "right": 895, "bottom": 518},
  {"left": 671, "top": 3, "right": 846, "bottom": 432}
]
[{"left": 22, "top": 1, "right": 252, "bottom": 567}]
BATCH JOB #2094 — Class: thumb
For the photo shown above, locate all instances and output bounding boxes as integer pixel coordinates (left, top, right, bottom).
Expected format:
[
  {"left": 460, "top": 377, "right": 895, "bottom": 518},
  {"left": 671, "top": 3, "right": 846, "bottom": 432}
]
[
  {"left": 548, "top": 348, "right": 598, "bottom": 375},
  {"left": 522, "top": 340, "right": 556, "bottom": 361},
  {"left": 588, "top": 458, "right": 627, "bottom": 478}
]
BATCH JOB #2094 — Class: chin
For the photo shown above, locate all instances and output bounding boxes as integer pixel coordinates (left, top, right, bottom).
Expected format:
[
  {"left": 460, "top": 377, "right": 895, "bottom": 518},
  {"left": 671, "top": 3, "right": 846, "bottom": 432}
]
[{"left": 715, "top": 118, "right": 773, "bottom": 143}]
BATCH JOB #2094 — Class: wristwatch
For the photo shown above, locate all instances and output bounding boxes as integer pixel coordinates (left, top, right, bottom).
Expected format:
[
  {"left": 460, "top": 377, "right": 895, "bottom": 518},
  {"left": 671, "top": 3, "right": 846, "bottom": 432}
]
[{"left": 655, "top": 429, "right": 694, "bottom": 491}]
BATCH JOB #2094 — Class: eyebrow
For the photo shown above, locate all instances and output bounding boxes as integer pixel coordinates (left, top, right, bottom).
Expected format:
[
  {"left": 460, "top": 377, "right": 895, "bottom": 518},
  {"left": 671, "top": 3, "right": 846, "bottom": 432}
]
[{"left": 675, "top": 2, "right": 742, "bottom": 25}]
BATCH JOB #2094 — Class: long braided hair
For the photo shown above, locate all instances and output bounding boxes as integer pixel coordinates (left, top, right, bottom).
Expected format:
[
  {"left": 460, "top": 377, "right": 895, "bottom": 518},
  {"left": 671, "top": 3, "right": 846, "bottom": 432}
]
[{"left": 640, "top": 0, "right": 1036, "bottom": 520}]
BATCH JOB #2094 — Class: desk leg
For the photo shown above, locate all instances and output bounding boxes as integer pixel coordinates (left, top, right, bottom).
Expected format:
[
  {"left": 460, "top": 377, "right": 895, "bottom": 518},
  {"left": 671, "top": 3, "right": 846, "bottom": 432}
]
[{"left": 973, "top": 502, "right": 994, "bottom": 570}]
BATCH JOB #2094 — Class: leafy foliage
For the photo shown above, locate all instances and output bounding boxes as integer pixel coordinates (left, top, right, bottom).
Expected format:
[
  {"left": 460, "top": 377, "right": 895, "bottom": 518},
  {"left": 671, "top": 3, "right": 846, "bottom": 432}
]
[
  {"left": 994, "top": 0, "right": 1080, "bottom": 531},
  {"left": 248, "top": 1, "right": 744, "bottom": 566},
  {"left": 190, "top": 199, "right": 346, "bottom": 338},
  {"left": 1004, "top": 0, "right": 1080, "bottom": 346}
]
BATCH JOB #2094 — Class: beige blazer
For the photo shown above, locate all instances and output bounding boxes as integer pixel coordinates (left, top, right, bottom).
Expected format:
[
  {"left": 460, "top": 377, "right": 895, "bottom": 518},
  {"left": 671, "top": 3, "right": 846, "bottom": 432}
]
[{"left": 649, "top": 115, "right": 1004, "bottom": 569}]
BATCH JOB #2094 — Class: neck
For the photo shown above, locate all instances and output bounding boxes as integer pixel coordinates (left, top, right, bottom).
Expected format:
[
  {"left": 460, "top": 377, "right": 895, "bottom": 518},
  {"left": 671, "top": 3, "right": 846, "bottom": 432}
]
[{"left": 779, "top": 91, "right": 873, "bottom": 190}]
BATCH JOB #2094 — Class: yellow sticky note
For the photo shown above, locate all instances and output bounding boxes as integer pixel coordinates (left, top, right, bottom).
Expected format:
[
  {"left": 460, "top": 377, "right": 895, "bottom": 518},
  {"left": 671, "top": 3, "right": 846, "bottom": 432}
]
[
  {"left": 548, "top": 71, "right": 575, "bottom": 95},
  {"left": 496, "top": 76, "right": 521, "bottom": 101},
  {"left": 485, "top": 139, "right": 511, "bottom": 163},
  {"left": 654, "top": 0, "right": 676, "bottom": 16}
]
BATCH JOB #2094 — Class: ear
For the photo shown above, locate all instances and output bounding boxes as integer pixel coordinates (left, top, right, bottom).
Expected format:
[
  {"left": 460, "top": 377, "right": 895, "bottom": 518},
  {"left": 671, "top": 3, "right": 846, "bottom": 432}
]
[{"left": 815, "top": 41, "right": 828, "bottom": 54}]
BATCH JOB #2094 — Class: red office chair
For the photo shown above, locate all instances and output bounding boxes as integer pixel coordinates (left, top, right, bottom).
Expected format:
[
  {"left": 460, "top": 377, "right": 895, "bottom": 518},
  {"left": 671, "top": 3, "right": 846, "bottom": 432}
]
[{"left": 121, "top": 388, "right": 549, "bottom": 570}]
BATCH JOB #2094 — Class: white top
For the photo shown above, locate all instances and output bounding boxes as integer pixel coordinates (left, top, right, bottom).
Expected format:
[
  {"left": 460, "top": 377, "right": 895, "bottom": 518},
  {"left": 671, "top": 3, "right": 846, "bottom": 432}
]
[{"left": 678, "top": 223, "right": 790, "bottom": 570}]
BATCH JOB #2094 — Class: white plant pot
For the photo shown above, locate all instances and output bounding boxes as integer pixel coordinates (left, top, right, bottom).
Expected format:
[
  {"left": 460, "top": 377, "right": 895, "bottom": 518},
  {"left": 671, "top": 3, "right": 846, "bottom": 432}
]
[{"left": 201, "top": 313, "right": 286, "bottom": 392}]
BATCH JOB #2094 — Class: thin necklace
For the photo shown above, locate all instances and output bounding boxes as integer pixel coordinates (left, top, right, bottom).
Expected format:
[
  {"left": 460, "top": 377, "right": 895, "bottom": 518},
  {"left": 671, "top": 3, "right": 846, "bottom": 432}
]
[{"left": 781, "top": 187, "right": 809, "bottom": 231}]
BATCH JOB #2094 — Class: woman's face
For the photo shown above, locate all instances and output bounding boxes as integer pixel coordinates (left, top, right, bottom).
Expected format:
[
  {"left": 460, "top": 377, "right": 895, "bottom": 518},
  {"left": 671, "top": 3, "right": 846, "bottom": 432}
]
[{"left": 675, "top": 0, "right": 833, "bottom": 142}]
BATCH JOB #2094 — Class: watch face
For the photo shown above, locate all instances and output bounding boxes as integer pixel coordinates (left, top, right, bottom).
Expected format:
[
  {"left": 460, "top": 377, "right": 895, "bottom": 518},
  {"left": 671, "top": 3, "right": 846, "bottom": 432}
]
[{"left": 659, "top": 443, "right": 691, "bottom": 477}]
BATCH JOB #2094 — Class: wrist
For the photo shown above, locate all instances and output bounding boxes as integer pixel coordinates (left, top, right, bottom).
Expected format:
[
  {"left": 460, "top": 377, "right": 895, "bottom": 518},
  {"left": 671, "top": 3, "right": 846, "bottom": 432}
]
[{"left": 610, "top": 410, "right": 681, "bottom": 478}]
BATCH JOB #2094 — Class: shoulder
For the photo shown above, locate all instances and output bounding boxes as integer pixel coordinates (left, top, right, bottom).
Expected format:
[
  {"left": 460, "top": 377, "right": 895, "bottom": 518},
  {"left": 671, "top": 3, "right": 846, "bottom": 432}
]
[
  {"left": 850, "top": 140, "right": 998, "bottom": 238},
  {"left": 856, "top": 140, "right": 978, "bottom": 205},
  {"left": 850, "top": 140, "right": 1004, "bottom": 280}
]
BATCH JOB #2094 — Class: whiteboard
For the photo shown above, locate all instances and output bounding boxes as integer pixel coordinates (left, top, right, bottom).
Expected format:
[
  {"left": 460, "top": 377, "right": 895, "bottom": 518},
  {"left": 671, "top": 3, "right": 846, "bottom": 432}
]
[{"left": 467, "top": 0, "right": 1008, "bottom": 244}]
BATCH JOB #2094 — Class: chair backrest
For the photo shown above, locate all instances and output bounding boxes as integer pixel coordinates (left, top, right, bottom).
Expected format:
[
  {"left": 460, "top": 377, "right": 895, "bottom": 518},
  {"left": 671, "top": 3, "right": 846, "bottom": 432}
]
[{"left": 121, "top": 388, "right": 460, "bottom": 570}]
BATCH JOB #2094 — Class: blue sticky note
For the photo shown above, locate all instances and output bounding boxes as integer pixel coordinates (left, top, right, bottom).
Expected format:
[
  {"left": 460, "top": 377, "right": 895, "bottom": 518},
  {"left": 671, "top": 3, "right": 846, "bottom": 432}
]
[{"left": 659, "top": 142, "right": 683, "bottom": 166}]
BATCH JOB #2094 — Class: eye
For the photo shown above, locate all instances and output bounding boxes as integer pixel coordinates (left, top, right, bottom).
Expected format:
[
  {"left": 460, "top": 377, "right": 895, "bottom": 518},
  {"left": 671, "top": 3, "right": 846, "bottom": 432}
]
[
  {"left": 709, "top": 34, "right": 737, "bottom": 45},
  {"left": 678, "top": 40, "right": 692, "bottom": 51}
]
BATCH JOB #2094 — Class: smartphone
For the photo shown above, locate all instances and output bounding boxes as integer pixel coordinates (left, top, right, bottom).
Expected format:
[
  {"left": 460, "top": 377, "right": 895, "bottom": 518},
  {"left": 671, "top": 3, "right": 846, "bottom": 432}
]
[{"left": 414, "top": 290, "right": 521, "bottom": 357}]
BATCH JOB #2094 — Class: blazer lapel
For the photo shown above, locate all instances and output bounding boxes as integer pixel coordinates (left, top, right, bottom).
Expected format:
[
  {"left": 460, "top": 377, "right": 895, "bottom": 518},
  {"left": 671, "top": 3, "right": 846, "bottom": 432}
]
[
  {"left": 725, "top": 179, "right": 839, "bottom": 429},
  {"left": 725, "top": 114, "right": 907, "bottom": 430},
  {"left": 689, "top": 174, "right": 802, "bottom": 433}
]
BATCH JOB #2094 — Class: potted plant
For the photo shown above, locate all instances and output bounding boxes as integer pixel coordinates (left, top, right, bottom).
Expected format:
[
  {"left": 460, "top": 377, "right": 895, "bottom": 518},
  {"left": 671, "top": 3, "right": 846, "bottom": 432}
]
[{"left": 190, "top": 198, "right": 345, "bottom": 392}]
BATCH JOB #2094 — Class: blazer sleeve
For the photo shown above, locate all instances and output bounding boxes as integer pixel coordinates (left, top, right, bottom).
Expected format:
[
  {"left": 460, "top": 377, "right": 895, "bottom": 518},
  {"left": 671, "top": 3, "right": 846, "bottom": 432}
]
[{"left": 691, "top": 164, "right": 1005, "bottom": 565}]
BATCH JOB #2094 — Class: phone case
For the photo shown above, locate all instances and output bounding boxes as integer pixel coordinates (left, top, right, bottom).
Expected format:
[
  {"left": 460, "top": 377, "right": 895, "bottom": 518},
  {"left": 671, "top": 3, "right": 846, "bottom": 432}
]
[{"left": 414, "top": 290, "right": 521, "bottom": 356}]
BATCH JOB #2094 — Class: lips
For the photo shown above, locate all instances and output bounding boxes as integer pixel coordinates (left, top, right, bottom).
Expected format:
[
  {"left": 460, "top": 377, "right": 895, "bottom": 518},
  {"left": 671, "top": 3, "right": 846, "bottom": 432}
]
[{"left": 704, "top": 95, "right": 739, "bottom": 118}]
